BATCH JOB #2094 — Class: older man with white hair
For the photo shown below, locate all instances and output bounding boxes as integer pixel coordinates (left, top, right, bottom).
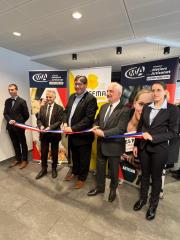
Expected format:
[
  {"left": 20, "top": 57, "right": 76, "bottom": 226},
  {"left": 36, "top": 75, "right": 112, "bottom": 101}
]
[
  {"left": 88, "top": 82, "right": 129, "bottom": 202},
  {"left": 36, "top": 90, "right": 64, "bottom": 179}
]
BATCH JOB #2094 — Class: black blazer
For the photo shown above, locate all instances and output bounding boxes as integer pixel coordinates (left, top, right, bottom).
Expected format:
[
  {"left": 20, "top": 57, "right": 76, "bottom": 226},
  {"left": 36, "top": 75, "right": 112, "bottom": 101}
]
[
  {"left": 4, "top": 96, "right": 29, "bottom": 129},
  {"left": 63, "top": 91, "right": 98, "bottom": 146},
  {"left": 95, "top": 102, "right": 129, "bottom": 157},
  {"left": 136, "top": 103, "right": 179, "bottom": 152},
  {"left": 37, "top": 103, "right": 63, "bottom": 140}
]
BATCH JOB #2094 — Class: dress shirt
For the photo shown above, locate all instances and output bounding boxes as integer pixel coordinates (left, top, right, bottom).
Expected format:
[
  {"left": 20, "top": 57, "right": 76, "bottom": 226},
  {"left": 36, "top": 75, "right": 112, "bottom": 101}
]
[
  {"left": 46, "top": 103, "right": 54, "bottom": 126},
  {"left": 149, "top": 99, "right": 167, "bottom": 125},
  {"left": 68, "top": 91, "right": 87, "bottom": 127},
  {"left": 104, "top": 100, "right": 120, "bottom": 121}
]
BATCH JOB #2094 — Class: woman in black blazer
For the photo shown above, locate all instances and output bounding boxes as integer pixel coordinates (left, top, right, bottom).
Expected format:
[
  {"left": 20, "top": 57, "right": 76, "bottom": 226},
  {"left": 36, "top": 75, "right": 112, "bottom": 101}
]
[{"left": 133, "top": 81, "right": 179, "bottom": 220}]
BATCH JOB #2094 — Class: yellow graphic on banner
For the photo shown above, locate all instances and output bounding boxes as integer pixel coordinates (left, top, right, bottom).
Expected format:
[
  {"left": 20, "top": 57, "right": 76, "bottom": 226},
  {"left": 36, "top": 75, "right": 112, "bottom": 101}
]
[
  {"left": 87, "top": 74, "right": 98, "bottom": 89},
  {"left": 69, "top": 72, "right": 107, "bottom": 103}
]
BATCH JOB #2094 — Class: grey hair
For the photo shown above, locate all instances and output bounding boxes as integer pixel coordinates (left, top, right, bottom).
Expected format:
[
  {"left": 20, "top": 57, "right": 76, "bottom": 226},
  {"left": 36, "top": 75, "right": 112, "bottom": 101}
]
[
  {"left": 108, "top": 82, "right": 123, "bottom": 95},
  {"left": 46, "top": 89, "right": 56, "bottom": 97}
]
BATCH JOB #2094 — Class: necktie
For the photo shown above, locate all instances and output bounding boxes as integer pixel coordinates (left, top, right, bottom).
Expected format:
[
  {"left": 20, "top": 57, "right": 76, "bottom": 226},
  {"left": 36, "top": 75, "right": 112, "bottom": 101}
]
[
  {"left": 46, "top": 105, "right": 51, "bottom": 126},
  {"left": 11, "top": 99, "right": 15, "bottom": 108},
  {"left": 104, "top": 104, "right": 112, "bottom": 126}
]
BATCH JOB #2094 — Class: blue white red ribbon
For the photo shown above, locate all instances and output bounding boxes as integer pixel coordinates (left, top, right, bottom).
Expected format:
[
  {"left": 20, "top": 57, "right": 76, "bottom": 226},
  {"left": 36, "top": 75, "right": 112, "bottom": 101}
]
[
  {"left": 14, "top": 122, "right": 91, "bottom": 134},
  {"left": 14, "top": 122, "right": 143, "bottom": 138},
  {"left": 106, "top": 132, "right": 143, "bottom": 139}
]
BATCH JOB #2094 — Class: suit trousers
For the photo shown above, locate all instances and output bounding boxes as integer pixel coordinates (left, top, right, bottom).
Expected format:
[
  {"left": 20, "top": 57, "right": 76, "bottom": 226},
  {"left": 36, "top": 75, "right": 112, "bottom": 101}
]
[
  {"left": 96, "top": 149, "right": 120, "bottom": 191},
  {"left": 40, "top": 134, "right": 60, "bottom": 170},
  {"left": 8, "top": 126, "right": 28, "bottom": 161},
  {"left": 70, "top": 142, "right": 92, "bottom": 181},
  {"left": 139, "top": 147, "right": 168, "bottom": 206}
]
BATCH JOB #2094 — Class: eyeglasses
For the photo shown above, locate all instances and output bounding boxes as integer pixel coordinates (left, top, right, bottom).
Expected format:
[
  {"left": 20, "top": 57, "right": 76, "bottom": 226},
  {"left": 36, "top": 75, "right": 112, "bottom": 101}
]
[{"left": 74, "top": 82, "right": 84, "bottom": 86}]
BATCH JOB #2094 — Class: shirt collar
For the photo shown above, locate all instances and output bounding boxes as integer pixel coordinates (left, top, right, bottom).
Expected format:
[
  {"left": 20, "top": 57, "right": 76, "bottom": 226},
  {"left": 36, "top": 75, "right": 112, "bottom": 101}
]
[
  {"left": 149, "top": 99, "right": 167, "bottom": 109},
  {"left": 75, "top": 90, "right": 87, "bottom": 98},
  {"left": 11, "top": 96, "right": 18, "bottom": 100},
  {"left": 48, "top": 102, "right": 54, "bottom": 108},
  {"left": 111, "top": 100, "right": 120, "bottom": 108}
]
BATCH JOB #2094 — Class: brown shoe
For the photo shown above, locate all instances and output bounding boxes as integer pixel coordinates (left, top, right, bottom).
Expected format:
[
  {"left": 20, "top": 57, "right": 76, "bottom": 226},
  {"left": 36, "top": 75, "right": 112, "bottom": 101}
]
[
  {"left": 9, "top": 160, "right": 21, "bottom": 168},
  {"left": 65, "top": 174, "right": 76, "bottom": 181},
  {"left": 19, "top": 161, "right": 28, "bottom": 169},
  {"left": 74, "top": 180, "right": 85, "bottom": 189}
]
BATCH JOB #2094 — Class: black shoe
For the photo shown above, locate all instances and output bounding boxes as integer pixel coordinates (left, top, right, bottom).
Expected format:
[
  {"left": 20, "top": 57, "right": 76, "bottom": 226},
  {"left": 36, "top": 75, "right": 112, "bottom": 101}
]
[
  {"left": 133, "top": 199, "right": 147, "bottom": 211},
  {"left": 146, "top": 206, "right": 157, "bottom": 220},
  {"left": 108, "top": 189, "right": 116, "bottom": 202},
  {"left": 172, "top": 173, "right": 180, "bottom": 180},
  {"left": 52, "top": 169, "right": 57, "bottom": 178},
  {"left": 87, "top": 188, "right": 105, "bottom": 196},
  {"left": 170, "top": 169, "right": 180, "bottom": 174},
  {"left": 36, "top": 169, "right": 47, "bottom": 180}
]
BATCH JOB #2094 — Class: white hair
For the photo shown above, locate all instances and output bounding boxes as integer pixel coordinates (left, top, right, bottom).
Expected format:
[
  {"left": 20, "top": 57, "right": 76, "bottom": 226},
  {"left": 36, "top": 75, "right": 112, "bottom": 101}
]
[
  {"left": 46, "top": 89, "right": 56, "bottom": 97},
  {"left": 108, "top": 82, "right": 123, "bottom": 95}
]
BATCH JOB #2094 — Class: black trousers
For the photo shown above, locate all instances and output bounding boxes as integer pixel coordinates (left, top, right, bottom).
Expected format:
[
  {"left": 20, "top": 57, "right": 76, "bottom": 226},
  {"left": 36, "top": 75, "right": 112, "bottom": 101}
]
[
  {"left": 96, "top": 149, "right": 119, "bottom": 191},
  {"left": 70, "top": 142, "right": 92, "bottom": 181},
  {"left": 41, "top": 134, "right": 60, "bottom": 170},
  {"left": 139, "top": 147, "right": 168, "bottom": 207},
  {"left": 8, "top": 126, "right": 28, "bottom": 162}
]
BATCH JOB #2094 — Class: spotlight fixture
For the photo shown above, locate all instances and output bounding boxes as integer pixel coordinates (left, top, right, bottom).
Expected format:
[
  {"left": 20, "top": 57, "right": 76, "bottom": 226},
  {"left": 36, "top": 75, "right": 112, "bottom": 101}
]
[
  {"left": 116, "top": 46, "right": 122, "bottom": 55},
  {"left": 72, "top": 11, "right": 82, "bottom": 19},
  {"left": 13, "top": 31, "right": 21, "bottom": 37},
  {"left": 163, "top": 46, "right": 170, "bottom": 55},
  {"left": 72, "top": 53, "right": 77, "bottom": 60}
]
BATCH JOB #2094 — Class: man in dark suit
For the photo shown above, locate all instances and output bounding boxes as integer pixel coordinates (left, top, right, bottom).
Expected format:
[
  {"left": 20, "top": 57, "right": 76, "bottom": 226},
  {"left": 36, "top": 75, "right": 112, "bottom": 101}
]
[
  {"left": 4, "top": 83, "right": 29, "bottom": 169},
  {"left": 88, "top": 82, "right": 128, "bottom": 202},
  {"left": 36, "top": 90, "right": 64, "bottom": 179},
  {"left": 63, "top": 75, "right": 98, "bottom": 189}
]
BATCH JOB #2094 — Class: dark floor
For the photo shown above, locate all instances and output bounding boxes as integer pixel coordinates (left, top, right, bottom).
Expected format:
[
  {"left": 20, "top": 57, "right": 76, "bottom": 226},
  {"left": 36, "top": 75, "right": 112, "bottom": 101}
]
[{"left": 0, "top": 158, "right": 180, "bottom": 240}]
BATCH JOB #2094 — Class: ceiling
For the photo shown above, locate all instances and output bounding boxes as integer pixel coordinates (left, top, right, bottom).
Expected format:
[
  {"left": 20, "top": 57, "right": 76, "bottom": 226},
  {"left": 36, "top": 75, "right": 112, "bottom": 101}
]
[{"left": 1, "top": 0, "right": 180, "bottom": 71}]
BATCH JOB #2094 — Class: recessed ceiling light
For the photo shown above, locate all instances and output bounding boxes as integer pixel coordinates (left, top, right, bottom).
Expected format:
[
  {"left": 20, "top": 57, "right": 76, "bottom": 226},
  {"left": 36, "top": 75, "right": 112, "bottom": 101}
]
[
  {"left": 72, "top": 11, "right": 82, "bottom": 19},
  {"left": 13, "top": 32, "right": 21, "bottom": 37}
]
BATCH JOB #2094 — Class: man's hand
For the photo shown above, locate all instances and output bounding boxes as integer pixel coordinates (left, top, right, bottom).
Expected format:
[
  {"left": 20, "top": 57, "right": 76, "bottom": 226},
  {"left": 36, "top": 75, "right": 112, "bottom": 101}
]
[
  {"left": 91, "top": 125, "right": 100, "bottom": 130},
  {"left": 61, "top": 123, "right": 68, "bottom": 130},
  {"left": 40, "top": 125, "right": 45, "bottom": 130},
  {"left": 142, "top": 132, "right": 153, "bottom": 141},
  {"left": 9, "top": 120, "right": 16, "bottom": 125},
  {"left": 133, "top": 146, "right": 138, "bottom": 158},
  {"left": 64, "top": 127, "right": 72, "bottom": 133},
  {"left": 92, "top": 129, "right": 104, "bottom": 137},
  {"left": 45, "top": 127, "right": 50, "bottom": 131}
]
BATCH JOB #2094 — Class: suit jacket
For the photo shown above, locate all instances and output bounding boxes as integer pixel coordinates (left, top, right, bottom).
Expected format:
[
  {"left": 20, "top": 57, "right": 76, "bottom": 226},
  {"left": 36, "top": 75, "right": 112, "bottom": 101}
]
[
  {"left": 37, "top": 103, "right": 63, "bottom": 141},
  {"left": 63, "top": 91, "right": 98, "bottom": 146},
  {"left": 136, "top": 103, "right": 179, "bottom": 152},
  {"left": 95, "top": 102, "right": 130, "bottom": 157},
  {"left": 4, "top": 96, "right": 29, "bottom": 129}
]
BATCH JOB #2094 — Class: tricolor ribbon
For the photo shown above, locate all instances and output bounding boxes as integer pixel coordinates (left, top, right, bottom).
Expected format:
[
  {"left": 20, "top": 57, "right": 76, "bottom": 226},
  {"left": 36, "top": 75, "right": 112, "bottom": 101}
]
[
  {"left": 14, "top": 122, "right": 143, "bottom": 139},
  {"left": 14, "top": 122, "right": 91, "bottom": 134},
  {"left": 106, "top": 132, "right": 143, "bottom": 139}
]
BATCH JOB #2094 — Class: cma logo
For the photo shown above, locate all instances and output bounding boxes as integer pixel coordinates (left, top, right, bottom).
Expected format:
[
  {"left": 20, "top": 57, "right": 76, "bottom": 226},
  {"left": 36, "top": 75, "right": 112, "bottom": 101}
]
[
  {"left": 125, "top": 66, "right": 145, "bottom": 79},
  {"left": 32, "top": 73, "right": 48, "bottom": 82}
]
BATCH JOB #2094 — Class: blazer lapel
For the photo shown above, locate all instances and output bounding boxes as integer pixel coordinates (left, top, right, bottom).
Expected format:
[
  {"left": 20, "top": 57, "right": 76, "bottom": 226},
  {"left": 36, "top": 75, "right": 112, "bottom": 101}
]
[
  {"left": 12, "top": 96, "right": 19, "bottom": 110},
  {"left": 150, "top": 109, "right": 165, "bottom": 127},
  {"left": 144, "top": 106, "right": 151, "bottom": 127},
  {"left": 71, "top": 92, "right": 88, "bottom": 118},
  {"left": 50, "top": 104, "right": 56, "bottom": 123},
  {"left": 105, "top": 103, "right": 122, "bottom": 125}
]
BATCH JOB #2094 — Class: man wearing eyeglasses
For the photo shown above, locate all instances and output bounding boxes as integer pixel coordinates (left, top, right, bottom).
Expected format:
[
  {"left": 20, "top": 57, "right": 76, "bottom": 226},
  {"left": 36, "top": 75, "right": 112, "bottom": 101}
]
[{"left": 63, "top": 75, "right": 98, "bottom": 189}]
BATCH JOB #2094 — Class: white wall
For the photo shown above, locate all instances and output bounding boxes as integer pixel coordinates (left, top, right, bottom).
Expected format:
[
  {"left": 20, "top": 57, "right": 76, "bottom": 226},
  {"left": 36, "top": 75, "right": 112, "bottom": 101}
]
[{"left": 0, "top": 47, "right": 56, "bottom": 161}]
